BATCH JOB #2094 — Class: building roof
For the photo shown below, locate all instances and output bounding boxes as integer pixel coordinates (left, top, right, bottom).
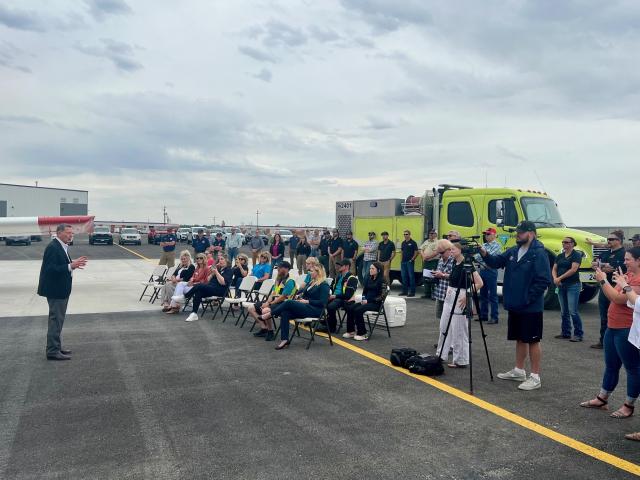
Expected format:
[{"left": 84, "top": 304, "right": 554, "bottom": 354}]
[{"left": 0, "top": 183, "right": 88, "bottom": 193}]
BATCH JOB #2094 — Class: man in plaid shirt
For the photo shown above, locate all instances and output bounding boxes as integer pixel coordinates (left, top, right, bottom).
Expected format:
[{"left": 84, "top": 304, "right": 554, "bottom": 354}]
[
  {"left": 474, "top": 228, "right": 503, "bottom": 324},
  {"left": 362, "top": 232, "right": 378, "bottom": 279},
  {"left": 433, "top": 243, "right": 455, "bottom": 322}
]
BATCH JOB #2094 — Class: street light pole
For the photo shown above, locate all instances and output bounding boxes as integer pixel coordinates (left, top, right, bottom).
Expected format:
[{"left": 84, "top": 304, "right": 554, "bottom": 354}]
[{"left": 256, "top": 209, "right": 260, "bottom": 228}]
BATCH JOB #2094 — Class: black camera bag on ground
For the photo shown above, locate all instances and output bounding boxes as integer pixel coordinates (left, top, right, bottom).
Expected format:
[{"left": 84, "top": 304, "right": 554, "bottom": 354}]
[
  {"left": 390, "top": 348, "right": 420, "bottom": 368},
  {"left": 406, "top": 354, "right": 444, "bottom": 377}
]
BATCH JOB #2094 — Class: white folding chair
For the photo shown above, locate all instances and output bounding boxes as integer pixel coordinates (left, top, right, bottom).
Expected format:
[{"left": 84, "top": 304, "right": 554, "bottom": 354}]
[
  {"left": 222, "top": 276, "right": 257, "bottom": 323},
  {"left": 289, "top": 307, "right": 333, "bottom": 350},
  {"left": 139, "top": 265, "right": 168, "bottom": 303},
  {"left": 239, "top": 279, "right": 275, "bottom": 329}
]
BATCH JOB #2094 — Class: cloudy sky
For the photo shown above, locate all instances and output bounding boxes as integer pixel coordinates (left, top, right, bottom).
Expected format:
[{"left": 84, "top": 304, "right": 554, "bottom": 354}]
[{"left": 1, "top": 0, "right": 638, "bottom": 227}]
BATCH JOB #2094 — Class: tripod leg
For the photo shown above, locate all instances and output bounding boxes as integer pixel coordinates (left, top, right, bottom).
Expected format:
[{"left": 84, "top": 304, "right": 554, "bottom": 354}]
[
  {"left": 437, "top": 287, "right": 461, "bottom": 363},
  {"left": 471, "top": 281, "right": 494, "bottom": 381}
]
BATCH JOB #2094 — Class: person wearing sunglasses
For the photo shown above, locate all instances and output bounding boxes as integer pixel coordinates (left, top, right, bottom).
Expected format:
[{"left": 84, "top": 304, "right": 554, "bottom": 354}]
[
  {"left": 400, "top": 230, "right": 419, "bottom": 297},
  {"left": 589, "top": 230, "right": 627, "bottom": 349},
  {"left": 552, "top": 237, "right": 585, "bottom": 341}
]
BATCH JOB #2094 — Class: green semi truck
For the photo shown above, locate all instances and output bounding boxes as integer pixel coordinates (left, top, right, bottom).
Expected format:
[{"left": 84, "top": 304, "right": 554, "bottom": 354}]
[{"left": 336, "top": 185, "right": 606, "bottom": 309}]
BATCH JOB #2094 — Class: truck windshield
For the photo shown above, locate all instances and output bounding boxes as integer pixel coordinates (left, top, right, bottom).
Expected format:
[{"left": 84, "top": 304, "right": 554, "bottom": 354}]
[{"left": 520, "top": 197, "right": 565, "bottom": 228}]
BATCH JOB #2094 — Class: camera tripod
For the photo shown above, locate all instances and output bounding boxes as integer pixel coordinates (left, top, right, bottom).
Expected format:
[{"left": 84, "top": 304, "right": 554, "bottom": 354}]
[{"left": 437, "top": 260, "right": 494, "bottom": 394}]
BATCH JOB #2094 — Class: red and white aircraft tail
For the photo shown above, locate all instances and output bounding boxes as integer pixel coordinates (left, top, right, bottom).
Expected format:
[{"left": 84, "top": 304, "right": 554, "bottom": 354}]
[{"left": 0, "top": 216, "right": 95, "bottom": 237}]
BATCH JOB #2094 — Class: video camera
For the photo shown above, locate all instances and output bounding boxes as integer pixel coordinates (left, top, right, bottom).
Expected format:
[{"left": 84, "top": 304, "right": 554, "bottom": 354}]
[{"left": 458, "top": 236, "right": 482, "bottom": 259}]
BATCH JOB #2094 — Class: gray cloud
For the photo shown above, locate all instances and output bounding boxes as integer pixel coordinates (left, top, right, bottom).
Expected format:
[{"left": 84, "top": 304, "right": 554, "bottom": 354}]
[
  {"left": 0, "top": 41, "right": 32, "bottom": 73},
  {"left": 308, "top": 25, "right": 341, "bottom": 43},
  {"left": 0, "top": 4, "right": 83, "bottom": 32},
  {"left": 252, "top": 68, "right": 272, "bottom": 83},
  {"left": 76, "top": 39, "right": 142, "bottom": 72},
  {"left": 0, "top": 4, "right": 45, "bottom": 31},
  {"left": 364, "top": 116, "right": 404, "bottom": 130},
  {"left": 85, "top": 0, "right": 132, "bottom": 21},
  {"left": 260, "top": 19, "right": 307, "bottom": 47},
  {"left": 340, "top": 0, "right": 431, "bottom": 32},
  {"left": 238, "top": 45, "right": 277, "bottom": 63}
]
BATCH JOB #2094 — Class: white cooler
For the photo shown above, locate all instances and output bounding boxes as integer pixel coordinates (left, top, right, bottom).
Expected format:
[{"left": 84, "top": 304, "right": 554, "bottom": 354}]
[{"left": 356, "top": 295, "right": 407, "bottom": 328}]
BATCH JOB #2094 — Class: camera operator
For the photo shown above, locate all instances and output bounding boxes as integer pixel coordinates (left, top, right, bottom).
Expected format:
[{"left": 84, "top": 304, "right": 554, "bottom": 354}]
[
  {"left": 436, "top": 240, "right": 483, "bottom": 368},
  {"left": 474, "top": 228, "right": 501, "bottom": 324},
  {"left": 480, "top": 221, "right": 552, "bottom": 391}
]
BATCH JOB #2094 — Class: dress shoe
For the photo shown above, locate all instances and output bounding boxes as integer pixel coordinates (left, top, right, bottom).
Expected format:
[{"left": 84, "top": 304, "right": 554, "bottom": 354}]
[
  {"left": 61, "top": 349, "right": 72, "bottom": 355},
  {"left": 47, "top": 352, "right": 71, "bottom": 361}
]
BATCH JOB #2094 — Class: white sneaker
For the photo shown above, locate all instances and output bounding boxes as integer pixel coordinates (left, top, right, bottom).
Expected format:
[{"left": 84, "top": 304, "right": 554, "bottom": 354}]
[
  {"left": 171, "top": 295, "right": 185, "bottom": 303},
  {"left": 342, "top": 332, "right": 355, "bottom": 339},
  {"left": 518, "top": 376, "right": 541, "bottom": 391},
  {"left": 353, "top": 335, "right": 367, "bottom": 341},
  {"left": 497, "top": 369, "right": 527, "bottom": 382},
  {"left": 185, "top": 313, "right": 199, "bottom": 322}
]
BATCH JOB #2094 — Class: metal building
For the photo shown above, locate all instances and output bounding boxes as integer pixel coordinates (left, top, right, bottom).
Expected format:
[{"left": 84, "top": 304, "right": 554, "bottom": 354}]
[{"left": 0, "top": 183, "right": 88, "bottom": 217}]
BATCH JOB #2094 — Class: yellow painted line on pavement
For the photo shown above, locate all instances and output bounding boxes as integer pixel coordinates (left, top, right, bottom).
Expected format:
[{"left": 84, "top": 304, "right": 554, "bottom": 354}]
[
  {"left": 115, "top": 244, "right": 155, "bottom": 263},
  {"left": 313, "top": 331, "right": 640, "bottom": 476}
]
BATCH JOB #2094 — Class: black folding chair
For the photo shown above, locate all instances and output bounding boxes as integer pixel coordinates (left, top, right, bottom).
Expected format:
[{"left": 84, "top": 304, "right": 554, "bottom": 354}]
[
  {"left": 363, "top": 288, "right": 391, "bottom": 340},
  {"left": 200, "top": 287, "right": 231, "bottom": 320}
]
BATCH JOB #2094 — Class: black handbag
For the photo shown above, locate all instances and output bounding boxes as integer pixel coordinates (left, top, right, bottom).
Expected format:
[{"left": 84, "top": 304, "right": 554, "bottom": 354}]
[
  {"left": 390, "top": 348, "right": 420, "bottom": 368},
  {"left": 406, "top": 354, "right": 444, "bottom": 377}
]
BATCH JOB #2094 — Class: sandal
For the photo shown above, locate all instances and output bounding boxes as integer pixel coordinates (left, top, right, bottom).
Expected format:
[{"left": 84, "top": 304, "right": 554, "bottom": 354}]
[
  {"left": 625, "top": 432, "right": 640, "bottom": 441},
  {"left": 611, "top": 403, "right": 635, "bottom": 419},
  {"left": 166, "top": 307, "right": 180, "bottom": 314},
  {"left": 579, "top": 395, "right": 609, "bottom": 410}
]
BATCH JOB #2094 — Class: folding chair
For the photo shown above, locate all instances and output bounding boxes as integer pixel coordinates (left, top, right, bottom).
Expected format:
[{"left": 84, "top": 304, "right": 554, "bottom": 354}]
[
  {"left": 139, "top": 265, "right": 168, "bottom": 303},
  {"left": 239, "top": 279, "right": 275, "bottom": 329},
  {"left": 363, "top": 287, "right": 391, "bottom": 340},
  {"left": 289, "top": 308, "right": 333, "bottom": 350},
  {"left": 200, "top": 287, "right": 232, "bottom": 320},
  {"left": 222, "top": 276, "right": 257, "bottom": 323}
]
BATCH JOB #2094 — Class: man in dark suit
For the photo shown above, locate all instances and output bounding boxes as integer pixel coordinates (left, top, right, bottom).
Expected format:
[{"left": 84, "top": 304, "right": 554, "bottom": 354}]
[{"left": 38, "top": 224, "right": 88, "bottom": 360}]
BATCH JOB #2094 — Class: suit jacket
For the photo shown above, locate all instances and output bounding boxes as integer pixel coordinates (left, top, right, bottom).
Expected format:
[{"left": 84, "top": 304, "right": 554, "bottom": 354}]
[{"left": 38, "top": 239, "right": 72, "bottom": 299}]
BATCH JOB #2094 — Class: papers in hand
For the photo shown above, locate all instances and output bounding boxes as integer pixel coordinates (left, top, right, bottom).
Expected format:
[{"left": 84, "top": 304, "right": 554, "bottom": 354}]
[{"left": 423, "top": 269, "right": 434, "bottom": 278}]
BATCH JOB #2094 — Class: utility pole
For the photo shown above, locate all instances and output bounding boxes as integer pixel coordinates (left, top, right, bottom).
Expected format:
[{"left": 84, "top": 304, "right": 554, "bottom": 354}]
[
  {"left": 163, "top": 205, "right": 167, "bottom": 225},
  {"left": 256, "top": 209, "right": 260, "bottom": 228},
  {"left": 213, "top": 216, "right": 216, "bottom": 227}
]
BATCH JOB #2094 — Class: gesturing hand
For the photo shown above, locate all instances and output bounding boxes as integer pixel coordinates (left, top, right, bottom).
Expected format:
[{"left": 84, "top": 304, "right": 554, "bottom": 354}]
[{"left": 71, "top": 256, "right": 88, "bottom": 270}]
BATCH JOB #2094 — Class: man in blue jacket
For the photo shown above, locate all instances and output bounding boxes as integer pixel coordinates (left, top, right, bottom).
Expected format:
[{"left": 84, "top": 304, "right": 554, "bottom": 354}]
[{"left": 480, "top": 221, "right": 552, "bottom": 391}]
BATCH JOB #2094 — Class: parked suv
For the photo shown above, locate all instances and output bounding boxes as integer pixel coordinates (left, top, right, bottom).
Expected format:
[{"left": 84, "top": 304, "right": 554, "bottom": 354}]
[
  {"left": 5, "top": 235, "right": 31, "bottom": 246},
  {"left": 119, "top": 228, "right": 142, "bottom": 245},
  {"left": 90, "top": 226, "right": 114, "bottom": 245},
  {"left": 177, "top": 228, "right": 190, "bottom": 243}
]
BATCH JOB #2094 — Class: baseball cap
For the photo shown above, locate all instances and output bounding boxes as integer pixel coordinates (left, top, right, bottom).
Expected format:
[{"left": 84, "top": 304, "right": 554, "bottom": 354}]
[
  {"left": 279, "top": 261, "right": 292, "bottom": 269},
  {"left": 381, "top": 231, "right": 389, "bottom": 236},
  {"left": 632, "top": 234, "right": 640, "bottom": 241},
  {"left": 368, "top": 231, "right": 376, "bottom": 236},
  {"left": 516, "top": 221, "right": 537, "bottom": 233},
  {"left": 429, "top": 229, "right": 437, "bottom": 234},
  {"left": 483, "top": 227, "right": 497, "bottom": 235},
  {"left": 336, "top": 258, "right": 352, "bottom": 267}
]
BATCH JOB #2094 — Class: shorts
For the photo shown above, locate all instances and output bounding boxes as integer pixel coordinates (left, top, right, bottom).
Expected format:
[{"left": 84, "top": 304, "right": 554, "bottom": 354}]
[{"left": 507, "top": 311, "right": 543, "bottom": 343}]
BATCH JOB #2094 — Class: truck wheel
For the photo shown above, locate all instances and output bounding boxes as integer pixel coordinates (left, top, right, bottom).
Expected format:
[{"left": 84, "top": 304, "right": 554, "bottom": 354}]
[
  {"left": 579, "top": 284, "right": 599, "bottom": 304},
  {"left": 414, "top": 272, "right": 424, "bottom": 287}
]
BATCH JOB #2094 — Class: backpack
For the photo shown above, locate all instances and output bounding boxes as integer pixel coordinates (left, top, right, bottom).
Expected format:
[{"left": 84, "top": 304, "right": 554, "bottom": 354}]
[
  {"left": 406, "top": 354, "right": 444, "bottom": 377},
  {"left": 390, "top": 348, "right": 420, "bottom": 368}
]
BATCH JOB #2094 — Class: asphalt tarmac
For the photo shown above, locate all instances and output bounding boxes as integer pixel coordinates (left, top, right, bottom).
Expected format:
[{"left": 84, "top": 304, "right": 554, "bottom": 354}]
[{"left": 1, "top": 238, "right": 639, "bottom": 479}]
